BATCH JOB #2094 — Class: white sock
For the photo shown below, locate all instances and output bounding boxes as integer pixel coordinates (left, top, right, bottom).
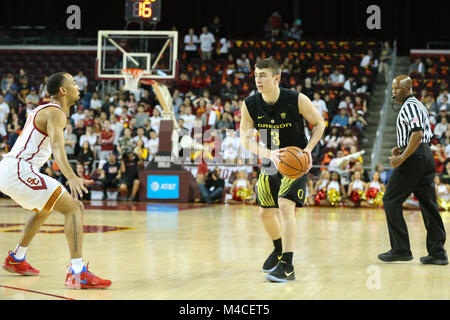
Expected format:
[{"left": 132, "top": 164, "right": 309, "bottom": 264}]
[
  {"left": 13, "top": 245, "right": 28, "bottom": 260},
  {"left": 70, "top": 258, "right": 85, "bottom": 274}
]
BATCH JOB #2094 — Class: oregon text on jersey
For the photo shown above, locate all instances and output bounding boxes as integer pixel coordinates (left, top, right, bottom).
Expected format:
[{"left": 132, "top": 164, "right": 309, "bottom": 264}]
[{"left": 256, "top": 122, "right": 293, "bottom": 129}]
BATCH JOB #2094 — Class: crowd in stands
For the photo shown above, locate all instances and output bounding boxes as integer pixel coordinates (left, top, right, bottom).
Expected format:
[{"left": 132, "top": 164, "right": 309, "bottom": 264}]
[
  {"left": 405, "top": 53, "right": 450, "bottom": 209},
  {"left": 1, "top": 16, "right": 448, "bottom": 209}
]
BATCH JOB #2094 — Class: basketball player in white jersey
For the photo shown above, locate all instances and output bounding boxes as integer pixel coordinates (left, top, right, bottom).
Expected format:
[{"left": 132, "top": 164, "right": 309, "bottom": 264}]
[{"left": 0, "top": 72, "right": 111, "bottom": 289}]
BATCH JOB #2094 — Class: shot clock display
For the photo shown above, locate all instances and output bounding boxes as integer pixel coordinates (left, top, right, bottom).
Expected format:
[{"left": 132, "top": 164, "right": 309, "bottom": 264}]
[{"left": 125, "top": 0, "right": 162, "bottom": 23}]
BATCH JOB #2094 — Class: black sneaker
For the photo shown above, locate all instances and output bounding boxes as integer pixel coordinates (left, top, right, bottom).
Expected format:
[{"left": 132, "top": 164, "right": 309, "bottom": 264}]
[
  {"left": 420, "top": 252, "right": 448, "bottom": 265},
  {"left": 266, "top": 261, "right": 295, "bottom": 283},
  {"left": 378, "top": 249, "right": 413, "bottom": 262},
  {"left": 262, "top": 250, "right": 282, "bottom": 273}
]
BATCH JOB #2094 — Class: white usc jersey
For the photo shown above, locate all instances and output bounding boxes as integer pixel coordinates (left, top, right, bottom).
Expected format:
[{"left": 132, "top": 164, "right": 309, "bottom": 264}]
[
  {"left": 4, "top": 103, "right": 62, "bottom": 168},
  {"left": 0, "top": 102, "right": 67, "bottom": 212}
]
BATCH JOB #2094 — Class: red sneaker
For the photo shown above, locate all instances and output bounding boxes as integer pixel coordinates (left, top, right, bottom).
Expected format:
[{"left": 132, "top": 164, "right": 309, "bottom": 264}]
[
  {"left": 2, "top": 251, "right": 40, "bottom": 276},
  {"left": 65, "top": 263, "right": 111, "bottom": 289}
]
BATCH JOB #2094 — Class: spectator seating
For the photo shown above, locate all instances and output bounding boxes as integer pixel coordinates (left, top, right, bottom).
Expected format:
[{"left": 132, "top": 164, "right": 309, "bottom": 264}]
[
  {"left": 0, "top": 50, "right": 96, "bottom": 90},
  {"left": 0, "top": 39, "right": 384, "bottom": 204},
  {"left": 409, "top": 53, "right": 449, "bottom": 98}
]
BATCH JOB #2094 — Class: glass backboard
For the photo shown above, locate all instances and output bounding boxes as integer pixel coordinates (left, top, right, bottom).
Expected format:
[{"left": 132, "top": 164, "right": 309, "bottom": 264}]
[{"left": 96, "top": 30, "right": 178, "bottom": 80}]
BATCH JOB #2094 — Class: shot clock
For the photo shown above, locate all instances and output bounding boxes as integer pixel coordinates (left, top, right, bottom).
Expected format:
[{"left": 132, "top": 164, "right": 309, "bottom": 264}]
[{"left": 125, "top": 0, "right": 162, "bottom": 23}]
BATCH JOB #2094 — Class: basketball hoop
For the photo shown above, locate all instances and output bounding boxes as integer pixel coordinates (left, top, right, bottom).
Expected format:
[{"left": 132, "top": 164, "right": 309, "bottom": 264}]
[{"left": 121, "top": 68, "right": 146, "bottom": 91}]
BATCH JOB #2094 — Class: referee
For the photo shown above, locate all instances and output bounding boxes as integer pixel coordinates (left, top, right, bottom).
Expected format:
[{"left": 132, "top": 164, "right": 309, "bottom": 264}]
[{"left": 378, "top": 75, "right": 448, "bottom": 265}]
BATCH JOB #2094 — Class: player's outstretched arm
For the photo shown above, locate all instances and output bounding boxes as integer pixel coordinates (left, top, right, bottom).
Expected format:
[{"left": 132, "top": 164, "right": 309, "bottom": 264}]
[{"left": 47, "top": 109, "right": 92, "bottom": 199}]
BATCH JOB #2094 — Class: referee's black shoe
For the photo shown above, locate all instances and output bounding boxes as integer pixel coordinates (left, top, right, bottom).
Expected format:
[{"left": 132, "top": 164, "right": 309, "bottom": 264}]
[
  {"left": 378, "top": 249, "right": 413, "bottom": 262},
  {"left": 420, "top": 252, "right": 448, "bottom": 265},
  {"left": 266, "top": 261, "right": 295, "bottom": 283},
  {"left": 262, "top": 249, "right": 282, "bottom": 273}
]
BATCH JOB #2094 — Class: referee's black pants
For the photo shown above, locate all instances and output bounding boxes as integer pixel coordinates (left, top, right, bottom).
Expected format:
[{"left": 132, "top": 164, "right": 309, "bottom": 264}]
[{"left": 383, "top": 143, "right": 446, "bottom": 255}]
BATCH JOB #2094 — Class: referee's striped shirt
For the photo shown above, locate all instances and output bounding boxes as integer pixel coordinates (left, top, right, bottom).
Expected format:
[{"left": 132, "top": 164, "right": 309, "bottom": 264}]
[{"left": 396, "top": 95, "right": 433, "bottom": 148}]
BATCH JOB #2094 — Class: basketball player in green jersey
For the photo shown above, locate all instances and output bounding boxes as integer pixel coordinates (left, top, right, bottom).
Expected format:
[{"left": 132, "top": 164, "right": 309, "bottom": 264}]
[{"left": 240, "top": 58, "right": 325, "bottom": 282}]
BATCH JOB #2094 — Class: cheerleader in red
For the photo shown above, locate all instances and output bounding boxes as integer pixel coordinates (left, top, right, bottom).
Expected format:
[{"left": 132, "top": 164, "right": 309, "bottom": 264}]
[
  {"left": 307, "top": 170, "right": 330, "bottom": 206},
  {"left": 227, "top": 170, "right": 253, "bottom": 204},
  {"left": 344, "top": 171, "right": 367, "bottom": 208},
  {"left": 361, "top": 171, "right": 386, "bottom": 208},
  {"left": 321, "top": 171, "right": 347, "bottom": 207}
]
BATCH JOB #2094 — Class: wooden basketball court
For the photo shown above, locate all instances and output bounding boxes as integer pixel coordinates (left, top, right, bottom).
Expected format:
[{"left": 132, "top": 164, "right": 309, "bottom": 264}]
[{"left": 0, "top": 199, "right": 449, "bottom": 300}]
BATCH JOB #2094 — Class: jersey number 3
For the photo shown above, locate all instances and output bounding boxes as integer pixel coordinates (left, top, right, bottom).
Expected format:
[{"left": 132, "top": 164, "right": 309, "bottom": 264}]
[{"left": 271, "top": 131, "right": 280, "bottom": 146}]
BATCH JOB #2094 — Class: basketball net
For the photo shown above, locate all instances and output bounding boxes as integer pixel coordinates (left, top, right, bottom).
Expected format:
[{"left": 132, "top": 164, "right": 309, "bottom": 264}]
[
  {"left": 121, "top": 68, "right": 145, "bottom": 92},
  {"left": 121, "top": 68, "right": 178, "bottom": 129}
]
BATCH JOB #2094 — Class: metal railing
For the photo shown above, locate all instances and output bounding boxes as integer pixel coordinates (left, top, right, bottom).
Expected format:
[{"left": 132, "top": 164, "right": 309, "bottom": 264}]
[{"left": 370, "top": 39, "right": 397, "bottom": 174}]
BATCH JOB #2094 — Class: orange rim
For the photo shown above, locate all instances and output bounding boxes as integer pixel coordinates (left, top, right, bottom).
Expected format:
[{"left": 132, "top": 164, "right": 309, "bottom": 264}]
[
  {"left": 121, "top": 68, "right": 145, "bottom": 78},
  {"left": 121, "top": 69, "right": 156, "bottom": 85}
]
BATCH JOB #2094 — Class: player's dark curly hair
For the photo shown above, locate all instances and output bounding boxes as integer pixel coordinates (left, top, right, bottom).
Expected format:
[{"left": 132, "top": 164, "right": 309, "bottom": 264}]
[{"left": 46, "top": 72, "right": 68, "bottom": 96}]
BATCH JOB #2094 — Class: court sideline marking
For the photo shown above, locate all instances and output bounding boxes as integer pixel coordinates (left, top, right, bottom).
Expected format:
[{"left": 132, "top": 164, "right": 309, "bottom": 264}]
[{"left": 0, "top": 284, "right": 75, "bottom": 300}]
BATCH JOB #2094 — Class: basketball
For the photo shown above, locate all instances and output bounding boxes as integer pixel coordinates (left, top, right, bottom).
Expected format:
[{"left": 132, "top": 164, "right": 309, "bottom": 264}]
[{"left": 278, "top": 147, "right": 309, "bottom": 179}]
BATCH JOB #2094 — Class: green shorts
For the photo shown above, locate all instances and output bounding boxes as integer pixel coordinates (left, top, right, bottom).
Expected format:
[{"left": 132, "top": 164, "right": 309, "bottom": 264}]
[{"left": 256, "top": 170, "right": 307, "bottom": 208}]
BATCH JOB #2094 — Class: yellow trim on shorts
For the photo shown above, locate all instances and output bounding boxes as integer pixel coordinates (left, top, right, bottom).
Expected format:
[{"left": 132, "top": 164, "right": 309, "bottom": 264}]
[
  {"left": 279, "top": 177, "right": 296, "bottom": 197},
  {"left": 257, "top": 172, "right": 276, "bottom": 207},
  {"left": 43, "top": 186, "right": 62, "bottom": 212},
  {"left": 264, "top": 174, "right": 275, "bottom": 206},
  {"left": 257, "top": 173, "right": 268, "bottom": 206}
]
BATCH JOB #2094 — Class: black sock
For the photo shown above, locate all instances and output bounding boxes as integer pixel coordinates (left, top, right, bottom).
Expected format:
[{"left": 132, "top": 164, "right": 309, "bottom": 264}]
[
  {"left": 273, "top": 238, "right": 282, "bottom": 254},
  {"left": 281, "top": 252, "right": 293, "bottom": 265}
]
